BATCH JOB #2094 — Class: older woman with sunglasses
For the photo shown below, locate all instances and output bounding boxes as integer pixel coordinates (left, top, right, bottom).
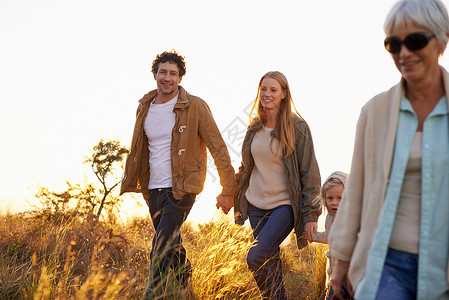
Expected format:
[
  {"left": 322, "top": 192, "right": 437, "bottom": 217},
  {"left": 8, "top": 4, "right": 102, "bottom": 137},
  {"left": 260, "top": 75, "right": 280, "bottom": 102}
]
[{"left": 328, "top": 0, "right": 449, "bottom": 299}]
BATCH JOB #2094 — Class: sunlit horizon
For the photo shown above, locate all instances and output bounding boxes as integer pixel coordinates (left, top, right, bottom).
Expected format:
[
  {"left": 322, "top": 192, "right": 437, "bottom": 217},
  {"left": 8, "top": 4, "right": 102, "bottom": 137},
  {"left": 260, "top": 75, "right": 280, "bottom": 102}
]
[{"left": 2, "top": 0, "right": 449, "bottom": 226}]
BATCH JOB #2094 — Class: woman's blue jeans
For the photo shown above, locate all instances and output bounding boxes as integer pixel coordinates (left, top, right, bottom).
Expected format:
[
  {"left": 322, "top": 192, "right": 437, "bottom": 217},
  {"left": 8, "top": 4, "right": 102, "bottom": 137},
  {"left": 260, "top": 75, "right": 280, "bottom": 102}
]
[
  {"left": 146, "top": 188, "right": 195, "bottom": 292},
  {"left": 247, "top": 203, "right": 294, "bottom": 300},
  {"left": 375, "top": 248, "right": 418, "bottom": 300}
]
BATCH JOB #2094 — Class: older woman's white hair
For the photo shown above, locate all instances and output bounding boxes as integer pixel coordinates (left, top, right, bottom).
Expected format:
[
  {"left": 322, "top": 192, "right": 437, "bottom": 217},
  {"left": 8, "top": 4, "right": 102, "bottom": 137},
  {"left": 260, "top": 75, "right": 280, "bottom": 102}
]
[{"left": 384, "top": 0, "right": 449, "bottom": 49}]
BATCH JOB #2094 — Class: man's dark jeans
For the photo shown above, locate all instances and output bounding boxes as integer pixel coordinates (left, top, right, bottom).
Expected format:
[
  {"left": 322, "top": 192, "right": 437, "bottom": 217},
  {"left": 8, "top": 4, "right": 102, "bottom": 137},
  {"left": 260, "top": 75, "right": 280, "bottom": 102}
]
[{"left": 147, "top": 188, "right": 195, "bottom": 292}]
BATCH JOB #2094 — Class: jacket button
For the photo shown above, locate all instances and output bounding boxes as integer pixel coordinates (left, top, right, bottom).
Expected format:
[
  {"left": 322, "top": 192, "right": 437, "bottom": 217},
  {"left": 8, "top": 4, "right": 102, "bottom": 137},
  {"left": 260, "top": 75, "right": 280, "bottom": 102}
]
[{"left": 178, "top": 149, "right": 185, "bottom": 155}]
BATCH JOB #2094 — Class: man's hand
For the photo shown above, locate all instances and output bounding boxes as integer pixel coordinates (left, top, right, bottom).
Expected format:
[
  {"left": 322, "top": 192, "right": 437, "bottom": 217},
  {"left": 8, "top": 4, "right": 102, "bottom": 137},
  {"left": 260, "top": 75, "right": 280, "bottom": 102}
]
[
  {"left": 216, "top": 194, "right": 234, "bottom": 214},
  {"left": 304, "top": 221, "right": 317, "bottom": 242},
  {"left": 331, "top": 259, "right": 353, "bottom": 300}
]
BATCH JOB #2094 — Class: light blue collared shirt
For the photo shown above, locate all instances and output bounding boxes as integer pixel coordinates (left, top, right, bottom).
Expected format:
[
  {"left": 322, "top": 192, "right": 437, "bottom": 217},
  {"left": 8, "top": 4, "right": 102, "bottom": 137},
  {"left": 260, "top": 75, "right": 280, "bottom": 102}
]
[{"left": 355, "top": 95, "right": 449, "bottom": 300}]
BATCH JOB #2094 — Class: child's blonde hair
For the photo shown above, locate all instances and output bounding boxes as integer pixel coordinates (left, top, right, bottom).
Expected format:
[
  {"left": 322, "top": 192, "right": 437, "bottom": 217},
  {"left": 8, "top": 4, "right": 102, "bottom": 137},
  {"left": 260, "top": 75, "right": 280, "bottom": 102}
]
[{"left": 319, "top": 171, "right": 348, "bottom": 211}]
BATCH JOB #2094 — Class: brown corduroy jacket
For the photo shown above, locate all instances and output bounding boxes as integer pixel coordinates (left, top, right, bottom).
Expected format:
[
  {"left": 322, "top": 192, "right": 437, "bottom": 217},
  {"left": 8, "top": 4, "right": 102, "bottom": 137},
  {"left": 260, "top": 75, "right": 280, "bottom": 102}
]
[{"left": 120, "top": 86, "right": 237, "bottom": 201}]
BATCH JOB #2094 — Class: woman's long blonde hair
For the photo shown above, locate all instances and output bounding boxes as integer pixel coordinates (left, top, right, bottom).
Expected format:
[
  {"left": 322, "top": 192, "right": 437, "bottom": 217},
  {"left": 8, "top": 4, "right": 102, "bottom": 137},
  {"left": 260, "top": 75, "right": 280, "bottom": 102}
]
[{"left": 249, "top": 71, "right": 303, "bottom": 157}]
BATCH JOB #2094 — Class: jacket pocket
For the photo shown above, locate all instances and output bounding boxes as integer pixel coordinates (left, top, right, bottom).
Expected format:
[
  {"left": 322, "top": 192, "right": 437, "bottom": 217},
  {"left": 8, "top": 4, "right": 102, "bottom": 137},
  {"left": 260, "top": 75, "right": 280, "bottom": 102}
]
[{"left": 182, "top": 164, "right": 206, "bottom": 194}]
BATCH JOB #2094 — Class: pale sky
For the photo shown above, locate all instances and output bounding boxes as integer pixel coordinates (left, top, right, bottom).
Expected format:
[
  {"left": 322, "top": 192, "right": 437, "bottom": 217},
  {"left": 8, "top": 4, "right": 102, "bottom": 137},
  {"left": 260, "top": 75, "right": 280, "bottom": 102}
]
[{"left": 1, "top": 0, "right": 449, "bottom": 224}]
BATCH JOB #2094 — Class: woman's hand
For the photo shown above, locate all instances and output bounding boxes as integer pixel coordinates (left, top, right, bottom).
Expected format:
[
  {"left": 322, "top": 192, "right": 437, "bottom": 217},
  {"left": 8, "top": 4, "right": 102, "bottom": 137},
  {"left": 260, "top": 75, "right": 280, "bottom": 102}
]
[
  {"left": 216, "top": 194, "right": 234, "bottom": 214},
  {"left": 304, "top": 221, "right": 317, "bottom": 242},
  {"left": 331, "top": 259, "right": 353, "bottom": 300}
]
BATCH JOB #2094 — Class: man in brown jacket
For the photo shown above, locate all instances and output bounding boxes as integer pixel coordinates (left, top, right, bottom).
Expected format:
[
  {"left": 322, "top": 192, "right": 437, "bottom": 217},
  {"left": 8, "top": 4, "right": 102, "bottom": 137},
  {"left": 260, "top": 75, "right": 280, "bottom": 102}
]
[{"left": 120, "top": 50, "right": 237, "bottom": 297}]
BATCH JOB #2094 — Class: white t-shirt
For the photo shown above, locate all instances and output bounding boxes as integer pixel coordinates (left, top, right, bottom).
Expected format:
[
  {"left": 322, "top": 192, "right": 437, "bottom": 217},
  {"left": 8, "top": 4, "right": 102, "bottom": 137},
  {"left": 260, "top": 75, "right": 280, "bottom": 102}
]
[{"left": 143, "top": 94, "right": 177, "bottom": 189}]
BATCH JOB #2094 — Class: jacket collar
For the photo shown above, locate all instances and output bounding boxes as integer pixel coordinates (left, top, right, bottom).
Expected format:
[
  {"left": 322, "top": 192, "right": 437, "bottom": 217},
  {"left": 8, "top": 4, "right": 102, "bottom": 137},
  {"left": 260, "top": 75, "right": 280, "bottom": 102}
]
[
  {"left": 382, "top": 65, "right": 449, "bottom": 180},
  {"left": 248, "top": 120, "right": 264, "bottom": 132},
  {"left": 138, "top": 86, "right": 190, "bottom": 109},
  {"left": 247, "top": 120, "right": 278, "bottom": 137},
  {"left": 139, "top": 90, "right": 157, "bottom": 105},
  {"left": 247, "top": 115, "right": 304, "bottom": 138},
  {"left": 174, "top": 86, "right": 191, "bottom": 109}
]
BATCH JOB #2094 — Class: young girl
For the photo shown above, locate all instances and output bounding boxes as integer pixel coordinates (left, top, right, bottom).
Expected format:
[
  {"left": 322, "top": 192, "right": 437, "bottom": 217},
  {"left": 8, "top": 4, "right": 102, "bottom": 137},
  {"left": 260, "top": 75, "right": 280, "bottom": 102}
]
[{"left": 312, "top": 171, "right": 348, "bottom": 300}]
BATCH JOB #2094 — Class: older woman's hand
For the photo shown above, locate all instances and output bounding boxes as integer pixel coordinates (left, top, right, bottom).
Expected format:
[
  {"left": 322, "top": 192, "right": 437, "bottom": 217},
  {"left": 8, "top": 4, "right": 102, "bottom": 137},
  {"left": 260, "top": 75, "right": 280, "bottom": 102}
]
[{"left": 331, "top": 259, "right": 353, "bottom": 300}]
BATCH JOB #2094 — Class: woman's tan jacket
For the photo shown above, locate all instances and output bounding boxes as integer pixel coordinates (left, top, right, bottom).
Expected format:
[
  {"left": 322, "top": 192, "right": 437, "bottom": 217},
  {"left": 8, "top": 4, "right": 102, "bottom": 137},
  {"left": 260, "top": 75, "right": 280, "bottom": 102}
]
[{"left": 328, "top": 67, "right": 449, "bottom": 288}]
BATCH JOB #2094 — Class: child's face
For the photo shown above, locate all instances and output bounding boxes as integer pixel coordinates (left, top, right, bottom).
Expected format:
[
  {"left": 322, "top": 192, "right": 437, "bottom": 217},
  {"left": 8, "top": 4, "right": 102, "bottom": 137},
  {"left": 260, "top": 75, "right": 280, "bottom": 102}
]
[{"left": 325, "top": 184, "right": 344, "bottom": 216}]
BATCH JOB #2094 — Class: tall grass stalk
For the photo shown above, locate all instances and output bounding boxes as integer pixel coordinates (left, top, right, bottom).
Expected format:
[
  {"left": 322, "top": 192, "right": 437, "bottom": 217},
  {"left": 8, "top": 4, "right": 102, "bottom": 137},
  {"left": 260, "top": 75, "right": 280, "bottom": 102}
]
[{"left": 187, "top": 215, "right": 260, "bottom": 299}]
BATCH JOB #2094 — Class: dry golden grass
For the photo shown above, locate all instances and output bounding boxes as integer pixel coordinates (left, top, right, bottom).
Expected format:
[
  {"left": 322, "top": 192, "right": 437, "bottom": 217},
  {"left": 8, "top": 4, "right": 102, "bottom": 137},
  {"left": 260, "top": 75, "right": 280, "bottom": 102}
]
[{"left": 0, "top": 210, "right": 326, "bottom": 299}]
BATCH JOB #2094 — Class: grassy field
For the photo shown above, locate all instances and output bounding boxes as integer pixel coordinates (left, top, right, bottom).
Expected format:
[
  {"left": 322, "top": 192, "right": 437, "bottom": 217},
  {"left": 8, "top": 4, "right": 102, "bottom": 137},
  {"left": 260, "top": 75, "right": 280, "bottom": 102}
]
[{"left": 0, "top": 210, "right": 327, "bottom": 299}]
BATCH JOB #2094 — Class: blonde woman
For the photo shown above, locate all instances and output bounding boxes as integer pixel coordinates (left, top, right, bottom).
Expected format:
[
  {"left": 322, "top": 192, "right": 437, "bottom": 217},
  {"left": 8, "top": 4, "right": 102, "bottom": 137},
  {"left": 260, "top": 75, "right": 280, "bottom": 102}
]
[{"left": 230, "top": 71, "right": 321, "bottom": 299}]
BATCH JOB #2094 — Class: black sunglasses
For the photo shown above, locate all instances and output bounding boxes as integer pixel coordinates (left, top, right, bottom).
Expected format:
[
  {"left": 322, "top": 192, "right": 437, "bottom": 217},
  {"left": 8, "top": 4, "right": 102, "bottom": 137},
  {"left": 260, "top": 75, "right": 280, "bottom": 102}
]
[{"left": 384, "top": 31, "right": 435, "bottom": 54}]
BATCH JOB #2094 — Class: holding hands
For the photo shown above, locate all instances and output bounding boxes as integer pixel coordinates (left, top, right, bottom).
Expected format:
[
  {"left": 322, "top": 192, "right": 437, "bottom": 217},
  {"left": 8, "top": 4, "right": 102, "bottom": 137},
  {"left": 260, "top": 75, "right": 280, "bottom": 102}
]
[{"left": 216, "top": 194, "right": 234, "bottom": 214}]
